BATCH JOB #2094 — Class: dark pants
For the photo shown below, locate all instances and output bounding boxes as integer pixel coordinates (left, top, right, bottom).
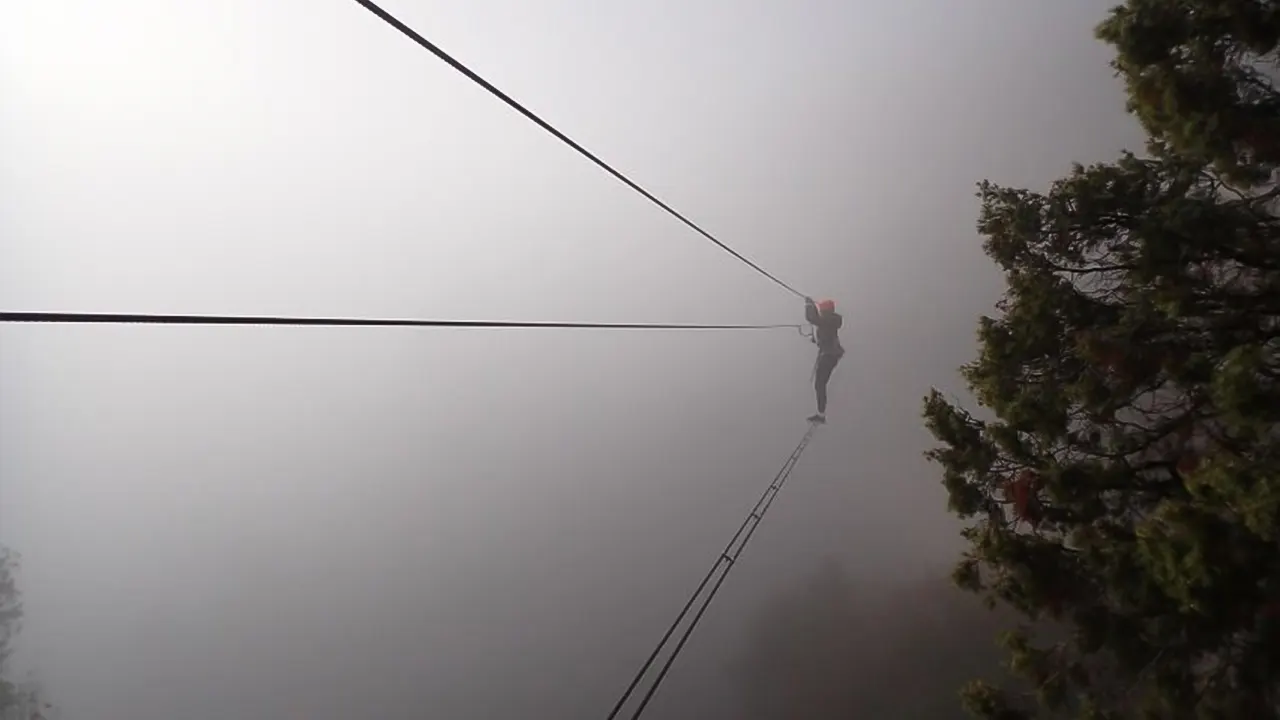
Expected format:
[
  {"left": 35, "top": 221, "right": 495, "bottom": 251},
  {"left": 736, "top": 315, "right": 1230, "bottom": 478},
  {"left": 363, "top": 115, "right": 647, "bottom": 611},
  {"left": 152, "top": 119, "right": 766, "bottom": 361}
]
[{"left": 814, "top": 353, "right": 841, "bottom": 414}]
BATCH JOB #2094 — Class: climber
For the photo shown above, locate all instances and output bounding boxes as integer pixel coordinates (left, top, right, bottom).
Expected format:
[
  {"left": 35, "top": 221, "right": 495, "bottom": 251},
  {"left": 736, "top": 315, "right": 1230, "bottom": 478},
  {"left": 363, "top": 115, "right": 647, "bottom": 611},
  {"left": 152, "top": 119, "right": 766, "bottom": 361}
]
[{"left": 804, "top": 297, "right": 844, "bottom": 424}]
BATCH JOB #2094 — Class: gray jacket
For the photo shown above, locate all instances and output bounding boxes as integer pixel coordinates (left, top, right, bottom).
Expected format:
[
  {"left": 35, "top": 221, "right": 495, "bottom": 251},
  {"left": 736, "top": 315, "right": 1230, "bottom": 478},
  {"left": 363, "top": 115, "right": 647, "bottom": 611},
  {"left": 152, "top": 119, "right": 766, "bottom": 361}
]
[{"left": 805, "top": 301, "right": 844, "bottom": 358}]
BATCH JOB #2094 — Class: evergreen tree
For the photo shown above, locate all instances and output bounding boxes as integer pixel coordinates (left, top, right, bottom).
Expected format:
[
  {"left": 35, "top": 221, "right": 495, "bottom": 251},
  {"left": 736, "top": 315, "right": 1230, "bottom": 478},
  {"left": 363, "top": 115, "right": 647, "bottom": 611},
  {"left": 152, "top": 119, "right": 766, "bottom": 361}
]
[
  {"left": 1097, "top": 0, "right": 1280, "bottom": 184},
  {"left": 924, "top": 149, "right": 1280, "bottom": 717}
]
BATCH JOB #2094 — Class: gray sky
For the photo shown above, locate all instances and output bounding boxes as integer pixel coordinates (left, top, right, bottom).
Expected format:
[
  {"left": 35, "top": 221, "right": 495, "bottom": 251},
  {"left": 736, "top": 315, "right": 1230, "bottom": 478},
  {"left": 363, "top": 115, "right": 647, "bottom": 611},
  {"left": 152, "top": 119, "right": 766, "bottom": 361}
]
[{"left": 2, "top": 1, "right": 1147, "bottom": 718}]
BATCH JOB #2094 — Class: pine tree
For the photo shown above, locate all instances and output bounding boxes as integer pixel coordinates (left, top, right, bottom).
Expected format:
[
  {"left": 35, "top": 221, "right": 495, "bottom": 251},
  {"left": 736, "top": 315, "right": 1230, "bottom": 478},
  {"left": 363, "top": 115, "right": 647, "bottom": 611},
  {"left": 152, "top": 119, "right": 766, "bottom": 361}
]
[{"left": 924, "top": 149, "right": 1280, "bottom": 717}]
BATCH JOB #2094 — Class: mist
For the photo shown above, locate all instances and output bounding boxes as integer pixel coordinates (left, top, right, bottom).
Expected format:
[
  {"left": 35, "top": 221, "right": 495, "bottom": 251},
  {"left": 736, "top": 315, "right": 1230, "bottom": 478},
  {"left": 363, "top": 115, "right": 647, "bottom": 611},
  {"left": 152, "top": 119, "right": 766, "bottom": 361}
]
[{"left": 2, "top": 1, "right": 1147, "bottom": 717}]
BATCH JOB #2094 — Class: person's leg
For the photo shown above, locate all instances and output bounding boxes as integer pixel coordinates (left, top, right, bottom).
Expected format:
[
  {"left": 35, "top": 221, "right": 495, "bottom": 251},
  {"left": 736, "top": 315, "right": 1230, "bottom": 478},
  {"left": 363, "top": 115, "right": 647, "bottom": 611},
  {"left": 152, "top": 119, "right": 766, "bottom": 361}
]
[{"left": 814, "top": 354, "right": 839, "bottom": 415}]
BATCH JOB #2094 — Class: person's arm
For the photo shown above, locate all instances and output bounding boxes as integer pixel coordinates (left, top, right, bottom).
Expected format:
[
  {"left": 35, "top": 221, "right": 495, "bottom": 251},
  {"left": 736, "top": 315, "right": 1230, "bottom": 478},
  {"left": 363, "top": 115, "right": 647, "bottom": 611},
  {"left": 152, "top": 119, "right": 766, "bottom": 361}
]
[{"left": 804, "top": 298, "right": 820, "bottom": 325}]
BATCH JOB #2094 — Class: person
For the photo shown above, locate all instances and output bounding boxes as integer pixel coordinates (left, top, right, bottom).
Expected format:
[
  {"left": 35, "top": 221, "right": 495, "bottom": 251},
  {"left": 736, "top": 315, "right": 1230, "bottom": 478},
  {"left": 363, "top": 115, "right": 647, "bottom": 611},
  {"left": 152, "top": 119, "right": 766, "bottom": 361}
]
[{"left": 804, "top": 297, "right": 844, "bottom": 424}]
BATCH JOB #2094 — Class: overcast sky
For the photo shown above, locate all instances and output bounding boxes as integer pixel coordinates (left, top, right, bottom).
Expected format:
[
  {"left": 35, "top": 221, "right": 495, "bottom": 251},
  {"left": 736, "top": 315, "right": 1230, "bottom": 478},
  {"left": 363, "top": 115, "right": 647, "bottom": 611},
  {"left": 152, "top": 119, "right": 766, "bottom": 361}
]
[{"left": 1, "top": 1, "right": 1147, "bottom": 718}]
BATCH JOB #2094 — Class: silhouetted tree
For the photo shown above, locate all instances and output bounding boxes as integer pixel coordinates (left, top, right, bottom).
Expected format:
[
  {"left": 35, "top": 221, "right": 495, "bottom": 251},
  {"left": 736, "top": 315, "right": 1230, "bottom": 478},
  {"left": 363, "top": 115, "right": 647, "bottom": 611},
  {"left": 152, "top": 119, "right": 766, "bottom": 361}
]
[
  {"left": 0, "top": 548, "right": 23, "bottom": 716},
  {"left": 1096, "top": 0, "right": 1280, "bottom": 185},
  {"left": 1, "top": 677, "right": 54, "bottom": 720},
  {"left": 924, "top": 138, "right": 1280, "bottom": 717},
  {"left": 733, "top": 562, "right": 1018, "bottom": 719}
]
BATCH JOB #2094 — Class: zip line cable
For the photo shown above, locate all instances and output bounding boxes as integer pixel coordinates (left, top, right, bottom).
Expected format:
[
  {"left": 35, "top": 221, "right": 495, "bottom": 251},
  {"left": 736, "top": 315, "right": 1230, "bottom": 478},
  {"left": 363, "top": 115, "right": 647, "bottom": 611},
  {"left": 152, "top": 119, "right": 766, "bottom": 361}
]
[
  {"left": 615, "top": 423, "right": 818, "bottom": 720},
  {"left": 8, "top": 305, "right": 822, "bottom": 719},
  {"left": 19, "top": 3, "right": 829, "bottom": 698},
  {"left": 348, "top": 0, "right": 805, "bottom": 301},
  {"left": 606, "top": 422, "right": 819, "bottom": 720},
  {"left": 0, "top": 311, "right": 804, "bottom": 332}
]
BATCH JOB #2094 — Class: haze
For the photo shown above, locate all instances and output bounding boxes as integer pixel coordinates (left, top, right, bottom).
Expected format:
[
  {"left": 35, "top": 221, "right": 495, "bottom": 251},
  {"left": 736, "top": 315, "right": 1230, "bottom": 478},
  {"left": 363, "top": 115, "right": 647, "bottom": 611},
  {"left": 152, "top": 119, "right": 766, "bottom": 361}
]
[{"left": 1, "top": 1, "right": 1147, "bottom": 718}]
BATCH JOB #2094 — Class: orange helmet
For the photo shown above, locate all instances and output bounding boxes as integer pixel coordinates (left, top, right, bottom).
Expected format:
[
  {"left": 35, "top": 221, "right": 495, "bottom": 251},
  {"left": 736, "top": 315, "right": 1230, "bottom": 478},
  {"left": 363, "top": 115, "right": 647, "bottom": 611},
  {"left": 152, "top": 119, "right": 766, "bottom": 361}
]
[{"left": 817, "top": 299, "right": 836, "bottom": 313}]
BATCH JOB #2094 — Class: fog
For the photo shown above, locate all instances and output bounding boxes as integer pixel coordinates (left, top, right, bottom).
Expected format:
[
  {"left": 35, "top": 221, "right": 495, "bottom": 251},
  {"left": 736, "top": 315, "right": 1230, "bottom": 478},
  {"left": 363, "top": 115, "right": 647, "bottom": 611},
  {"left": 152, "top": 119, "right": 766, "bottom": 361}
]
[{"left": 1, "top": 1, "right": 1147, "bottom": 717}]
